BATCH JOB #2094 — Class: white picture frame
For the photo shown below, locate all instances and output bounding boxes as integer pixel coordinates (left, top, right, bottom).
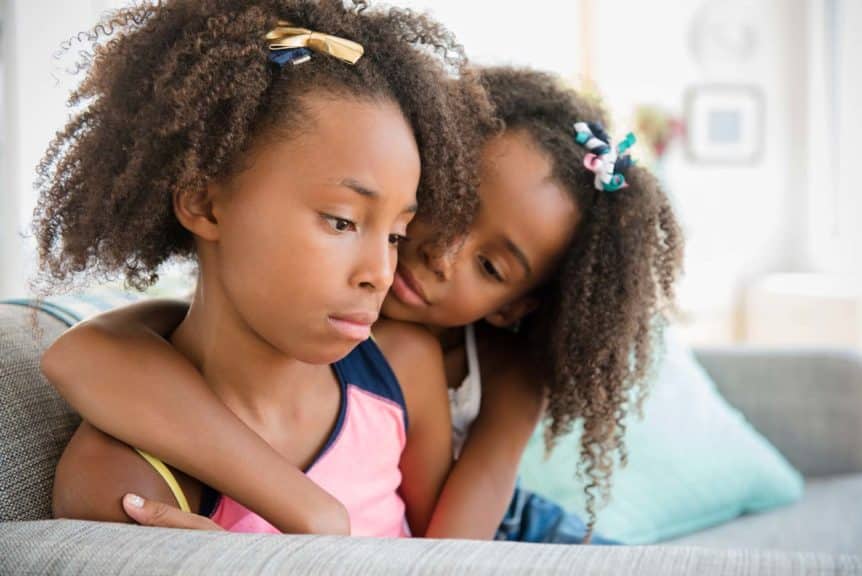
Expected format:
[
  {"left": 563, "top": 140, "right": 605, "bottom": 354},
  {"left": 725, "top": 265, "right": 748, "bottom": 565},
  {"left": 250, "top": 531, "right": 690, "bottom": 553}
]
[{"left": 684, "top": 85, "right": 764, "bottom": 164}]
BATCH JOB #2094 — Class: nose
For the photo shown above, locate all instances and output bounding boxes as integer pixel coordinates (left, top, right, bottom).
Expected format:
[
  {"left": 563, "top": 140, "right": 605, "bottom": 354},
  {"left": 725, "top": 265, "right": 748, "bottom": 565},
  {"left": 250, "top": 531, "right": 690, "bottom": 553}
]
[
  {"left": 351, "top": 236, "right": 396, "bottom": 294},
  {"left": 419, "top": 237, "right": 459, "bottom": 282}
]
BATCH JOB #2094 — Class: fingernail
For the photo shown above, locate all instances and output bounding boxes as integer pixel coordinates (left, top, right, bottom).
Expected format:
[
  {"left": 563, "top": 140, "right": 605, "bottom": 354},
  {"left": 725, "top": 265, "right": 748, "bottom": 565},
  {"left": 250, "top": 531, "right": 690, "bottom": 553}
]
[{"left": 125, "top": 494, "right": 145, "bottom": 508}]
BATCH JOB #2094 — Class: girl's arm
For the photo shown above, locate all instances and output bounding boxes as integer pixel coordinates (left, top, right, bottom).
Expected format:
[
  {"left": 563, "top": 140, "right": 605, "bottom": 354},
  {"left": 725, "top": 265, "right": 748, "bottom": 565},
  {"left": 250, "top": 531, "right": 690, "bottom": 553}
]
[
  {"left": 41, "top": 300, "right": 349, "bottom": 535},
  {"left": 53, "top": 420, "right": 212, "bottom": 524},
  {"left": 373, "top": 319, "right": 453, "bottom": 537},
  {"left": 425, "top": 342, "right": 545, "bottom": 539}
]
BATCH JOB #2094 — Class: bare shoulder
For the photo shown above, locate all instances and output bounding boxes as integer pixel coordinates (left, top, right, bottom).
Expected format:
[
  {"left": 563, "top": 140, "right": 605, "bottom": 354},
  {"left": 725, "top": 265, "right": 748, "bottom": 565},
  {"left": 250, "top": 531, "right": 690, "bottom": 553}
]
[
  {"left": 371, "top": 318, "right": 447, "bottom": 416},
  {"left": 372, "top": 318, "right": 442, "bottom": 364},
  {"left": 371, "top": 319, "right": 443, "bottom": 384},
  {"left": 53, "top": 421, "right": 203, "bottom": 522}
]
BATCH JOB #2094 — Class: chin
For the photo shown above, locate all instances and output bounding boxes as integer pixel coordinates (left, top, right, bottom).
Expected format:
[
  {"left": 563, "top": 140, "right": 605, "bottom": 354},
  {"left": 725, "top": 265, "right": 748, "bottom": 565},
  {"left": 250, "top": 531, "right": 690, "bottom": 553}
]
[
  {"left": 381, "top": 298, "right": 423, "bottom": 324},
  {"left": 297, "top": 341, "right": 358, "bottom": 365},
  {"left": 264, "top": 329, "right": 356, "bottom": 365}
]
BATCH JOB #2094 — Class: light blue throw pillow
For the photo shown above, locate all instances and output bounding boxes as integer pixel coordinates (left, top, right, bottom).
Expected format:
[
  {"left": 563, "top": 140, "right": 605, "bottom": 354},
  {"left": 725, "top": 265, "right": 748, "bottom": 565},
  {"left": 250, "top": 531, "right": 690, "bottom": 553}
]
[
  {"left": 5, "top": 287, "right": 147, "bottom": 325},
  {"left": 5, "top": 279, "right": 191, "bottom": 325},
  {"left": 518, "top": 330, "right": 804, "bottom": 544}
]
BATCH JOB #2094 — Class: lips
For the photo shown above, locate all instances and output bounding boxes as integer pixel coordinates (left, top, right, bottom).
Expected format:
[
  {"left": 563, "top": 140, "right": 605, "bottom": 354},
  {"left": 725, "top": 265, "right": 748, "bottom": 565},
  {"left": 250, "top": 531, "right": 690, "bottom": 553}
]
[
  {"left": 392, "top": 265, "right": 430, "bottom": 307},
  {"left": 328, "top": 312, "right": 378, "bottom": 341}
]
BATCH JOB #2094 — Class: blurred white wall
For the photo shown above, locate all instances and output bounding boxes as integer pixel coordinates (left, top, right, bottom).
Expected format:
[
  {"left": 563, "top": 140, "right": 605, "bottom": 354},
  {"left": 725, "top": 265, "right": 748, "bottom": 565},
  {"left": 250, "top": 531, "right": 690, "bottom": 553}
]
[
  {"left": 398, "top": 0, "right": 584, "bottom": 76},
  {"left": 592, "top": 0, "right": 813, "bottom": 343},
  {"left": 1, "top": 0, "right": 122, "bottom": 298}
]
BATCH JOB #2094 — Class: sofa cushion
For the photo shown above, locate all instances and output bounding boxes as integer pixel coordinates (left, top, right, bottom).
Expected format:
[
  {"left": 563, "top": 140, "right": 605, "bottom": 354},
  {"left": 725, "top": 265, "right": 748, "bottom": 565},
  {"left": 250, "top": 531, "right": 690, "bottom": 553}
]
[
  {"left": 518, "top": 330, "right": 804, "bottom": 544},
  {"left": 0, "top": 304, "right": 78, "bottom": 522},
  {"left": 1, "top": 520, "right": 859, "bottom": 576},
  {"left": 667, "top": 474, "right": 862, "bottom": 555}
]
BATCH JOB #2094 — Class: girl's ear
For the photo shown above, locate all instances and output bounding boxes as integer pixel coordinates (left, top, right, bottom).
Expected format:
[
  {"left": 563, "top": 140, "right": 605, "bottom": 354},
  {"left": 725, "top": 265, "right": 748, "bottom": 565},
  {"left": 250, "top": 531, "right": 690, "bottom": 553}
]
[
  {"left": 484, "top": 296, "right": 539, "bottom": 329},
  {"left": 173, "top": 182, "right": 220, "bottom": 242}
]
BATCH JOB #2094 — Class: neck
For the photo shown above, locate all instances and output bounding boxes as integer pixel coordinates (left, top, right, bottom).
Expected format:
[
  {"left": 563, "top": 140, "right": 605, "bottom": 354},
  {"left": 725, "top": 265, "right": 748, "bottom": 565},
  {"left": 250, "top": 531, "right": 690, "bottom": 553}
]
[{"left": 170, "top": 268, "right": 325, "bottom": 418}]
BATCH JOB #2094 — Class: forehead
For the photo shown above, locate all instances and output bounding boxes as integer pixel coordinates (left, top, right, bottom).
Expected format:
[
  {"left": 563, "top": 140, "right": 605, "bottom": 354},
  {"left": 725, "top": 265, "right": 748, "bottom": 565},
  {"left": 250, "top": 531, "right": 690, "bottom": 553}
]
[
  {"left": 238, "top": 94, "right": 420, "bottom": 205},
  {"left": 476, "top": 129, "right": 580, "bottom": 276},
  {"left": 299, "top": 95, "right": 419, "bottom": 178}
]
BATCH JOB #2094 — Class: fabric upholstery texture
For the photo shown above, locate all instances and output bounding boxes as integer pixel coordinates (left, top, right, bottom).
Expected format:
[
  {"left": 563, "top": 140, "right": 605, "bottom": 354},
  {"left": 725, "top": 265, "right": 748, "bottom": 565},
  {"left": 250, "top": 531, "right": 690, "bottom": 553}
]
[
  {"left": 694, "top": 347, "right": 862, "bottom": 477},
  {"left": 0, "top": 304, "right": 80, "bottom": 522},
  {"left": 669, "top": 474, "right": 862, "bottom": 555},
  {"left": 1, "top": 520, "right": 859, "bottom": 576}
]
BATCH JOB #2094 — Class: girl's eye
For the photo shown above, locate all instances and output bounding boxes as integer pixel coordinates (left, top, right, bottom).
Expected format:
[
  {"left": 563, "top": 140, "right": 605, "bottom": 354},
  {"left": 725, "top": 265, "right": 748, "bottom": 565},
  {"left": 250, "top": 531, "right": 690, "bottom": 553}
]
[
  {"left": 323, "top": 215, "right": 356, "bottom": 233},
  {"left": 478, "top": 255, "right": 504, "bottom": 282},
  {"left": 389, "top": 234, "right": 410, "bottom": 246}
]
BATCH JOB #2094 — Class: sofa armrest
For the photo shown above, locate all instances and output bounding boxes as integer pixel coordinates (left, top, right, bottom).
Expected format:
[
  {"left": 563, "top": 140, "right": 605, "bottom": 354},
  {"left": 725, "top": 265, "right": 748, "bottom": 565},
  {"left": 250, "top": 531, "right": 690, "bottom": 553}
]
[
  {"left": 693, "top": 347, "right": 862, "bottom": 477},
  {"left": 0, "top": 304, "right": 79, "bottom": 522},
  {"left": 1, "top": 520, "right": 858, "bottom": 575}
]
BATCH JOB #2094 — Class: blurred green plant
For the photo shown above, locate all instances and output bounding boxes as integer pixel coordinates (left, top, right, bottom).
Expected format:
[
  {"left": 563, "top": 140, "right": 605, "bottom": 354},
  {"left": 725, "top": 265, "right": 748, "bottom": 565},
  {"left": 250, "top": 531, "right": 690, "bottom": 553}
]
[{"left": 633, "top": 105, "right": 685, "bottom": 168}]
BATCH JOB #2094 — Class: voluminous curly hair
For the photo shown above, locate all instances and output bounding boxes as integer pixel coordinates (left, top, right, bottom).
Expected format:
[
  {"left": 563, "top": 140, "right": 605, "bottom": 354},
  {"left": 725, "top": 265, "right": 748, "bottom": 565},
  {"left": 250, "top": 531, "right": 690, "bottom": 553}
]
[
  {"left": 34, "top": 0, "right": 491, "bottom": 290},
  {"left": 480, "top": 67, "right": 684, "bottom": 539}
]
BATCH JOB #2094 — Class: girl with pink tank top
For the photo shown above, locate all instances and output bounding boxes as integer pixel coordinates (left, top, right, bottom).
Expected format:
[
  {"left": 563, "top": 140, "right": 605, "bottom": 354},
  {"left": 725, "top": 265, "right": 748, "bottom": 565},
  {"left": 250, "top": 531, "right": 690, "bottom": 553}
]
[{"left": 40, "top": 0, "right": 482, "bottom": 541}]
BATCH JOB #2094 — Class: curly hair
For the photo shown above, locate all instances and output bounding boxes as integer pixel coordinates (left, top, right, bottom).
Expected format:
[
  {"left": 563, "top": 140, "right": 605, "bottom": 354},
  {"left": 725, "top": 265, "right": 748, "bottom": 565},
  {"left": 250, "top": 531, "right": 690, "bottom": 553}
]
[
  {"left": 34, "top": 0, "right": 491, "bottom": 290},
  {"left": 480, "top": 67, "right": 685, "bottom": 539}
]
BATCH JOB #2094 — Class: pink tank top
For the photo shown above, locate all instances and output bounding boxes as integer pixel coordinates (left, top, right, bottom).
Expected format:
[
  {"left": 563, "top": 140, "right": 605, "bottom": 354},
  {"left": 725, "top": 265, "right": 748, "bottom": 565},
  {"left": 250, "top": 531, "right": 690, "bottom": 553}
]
[{"left": 200, "top": 338, "right": 411, "bottom": 537}]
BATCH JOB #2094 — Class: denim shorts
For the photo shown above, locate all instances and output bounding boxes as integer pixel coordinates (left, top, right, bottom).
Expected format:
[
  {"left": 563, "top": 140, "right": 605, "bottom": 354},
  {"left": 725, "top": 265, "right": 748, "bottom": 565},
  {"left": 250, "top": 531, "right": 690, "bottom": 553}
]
[{"left": 495, "top": 485, "right": 620, "bottom": 545}]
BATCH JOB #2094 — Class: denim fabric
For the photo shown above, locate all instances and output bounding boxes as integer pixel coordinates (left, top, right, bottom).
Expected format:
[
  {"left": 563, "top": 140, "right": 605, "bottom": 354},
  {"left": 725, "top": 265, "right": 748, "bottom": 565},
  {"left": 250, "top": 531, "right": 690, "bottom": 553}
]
[{"left": 495, "top": 486, "right": 620, "bottom": 545}]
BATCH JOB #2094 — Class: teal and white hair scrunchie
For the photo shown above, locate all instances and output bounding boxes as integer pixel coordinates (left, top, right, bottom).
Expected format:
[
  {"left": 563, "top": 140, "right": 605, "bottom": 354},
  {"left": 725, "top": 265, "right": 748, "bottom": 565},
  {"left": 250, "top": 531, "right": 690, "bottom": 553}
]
[{"left": 573, "top": 121, "right": 636, "bottom": 192}]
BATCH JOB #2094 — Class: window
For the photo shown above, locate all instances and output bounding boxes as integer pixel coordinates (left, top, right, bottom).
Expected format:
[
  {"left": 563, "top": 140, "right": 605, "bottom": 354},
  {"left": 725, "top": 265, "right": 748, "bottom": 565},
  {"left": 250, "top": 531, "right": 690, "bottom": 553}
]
[{"left": 806, "top": 0, "right": 862, "bottom": 274}]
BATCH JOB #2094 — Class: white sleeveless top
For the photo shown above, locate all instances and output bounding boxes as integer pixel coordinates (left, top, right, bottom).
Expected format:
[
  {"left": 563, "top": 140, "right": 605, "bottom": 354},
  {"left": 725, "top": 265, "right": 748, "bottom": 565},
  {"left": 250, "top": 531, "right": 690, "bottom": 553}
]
[{"left": 448, "top": 324, "right": 482, "bottom": 459}]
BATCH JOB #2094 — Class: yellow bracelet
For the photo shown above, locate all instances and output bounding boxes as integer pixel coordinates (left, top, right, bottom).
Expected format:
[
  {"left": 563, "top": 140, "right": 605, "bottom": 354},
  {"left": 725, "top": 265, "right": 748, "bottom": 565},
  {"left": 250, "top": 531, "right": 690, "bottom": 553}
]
[{"left": 133, "top": 448, "right": 192, "bottom": 513}]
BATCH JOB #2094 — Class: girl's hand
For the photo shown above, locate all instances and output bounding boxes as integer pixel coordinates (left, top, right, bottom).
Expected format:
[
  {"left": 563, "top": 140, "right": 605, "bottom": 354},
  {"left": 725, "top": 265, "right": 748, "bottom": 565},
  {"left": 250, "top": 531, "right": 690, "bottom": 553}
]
[{"left": 122, "top": 493, "right": 224, "bottom": 531}]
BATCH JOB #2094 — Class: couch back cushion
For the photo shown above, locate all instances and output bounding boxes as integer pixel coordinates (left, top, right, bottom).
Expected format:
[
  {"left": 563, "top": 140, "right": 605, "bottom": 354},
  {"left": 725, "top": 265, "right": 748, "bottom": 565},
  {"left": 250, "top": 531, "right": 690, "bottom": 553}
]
[
  {"left": 518, "top": 329, "right": 804, "bottom": 544},
  {"left": 0, "top": 304, "right": 79, "bottom": 521}
]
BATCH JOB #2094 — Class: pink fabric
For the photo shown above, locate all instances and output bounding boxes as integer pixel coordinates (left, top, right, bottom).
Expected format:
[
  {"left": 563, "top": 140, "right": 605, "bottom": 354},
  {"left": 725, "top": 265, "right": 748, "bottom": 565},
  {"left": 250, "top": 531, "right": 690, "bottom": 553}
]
[
  {"left": 210, "top": 383, "right": 410, "bottom": 538},
  {"left": 583, "top": 152, "right": 603, "bottom": 172}
]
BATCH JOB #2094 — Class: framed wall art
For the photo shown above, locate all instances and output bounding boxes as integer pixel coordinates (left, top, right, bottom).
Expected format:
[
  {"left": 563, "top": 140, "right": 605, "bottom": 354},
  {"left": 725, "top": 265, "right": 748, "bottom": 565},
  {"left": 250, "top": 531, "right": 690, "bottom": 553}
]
[{"left": 684, "top": 85, "right": 764, "bottom": 164}]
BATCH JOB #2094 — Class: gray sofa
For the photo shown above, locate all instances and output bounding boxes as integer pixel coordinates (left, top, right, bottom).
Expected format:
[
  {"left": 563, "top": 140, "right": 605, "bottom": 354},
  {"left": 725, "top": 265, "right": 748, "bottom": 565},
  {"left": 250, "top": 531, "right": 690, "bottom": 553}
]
[{"left": 1, "top": 303, "right": 860, "bottom": 575}]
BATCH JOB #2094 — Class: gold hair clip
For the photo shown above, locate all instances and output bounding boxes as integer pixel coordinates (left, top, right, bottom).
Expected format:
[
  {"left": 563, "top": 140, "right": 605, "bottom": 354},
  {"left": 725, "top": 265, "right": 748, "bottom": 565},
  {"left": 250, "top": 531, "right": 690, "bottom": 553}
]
[{"left": 265, "top": 20, "right": 364, "bottom": 65}]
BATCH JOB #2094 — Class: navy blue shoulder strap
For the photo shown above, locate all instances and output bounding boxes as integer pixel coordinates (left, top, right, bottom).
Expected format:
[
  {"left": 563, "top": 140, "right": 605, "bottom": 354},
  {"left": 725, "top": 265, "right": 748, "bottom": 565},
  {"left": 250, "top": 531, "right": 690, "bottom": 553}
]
[{"left": 333, "top": 337, "right": 409, "bottom": 431}]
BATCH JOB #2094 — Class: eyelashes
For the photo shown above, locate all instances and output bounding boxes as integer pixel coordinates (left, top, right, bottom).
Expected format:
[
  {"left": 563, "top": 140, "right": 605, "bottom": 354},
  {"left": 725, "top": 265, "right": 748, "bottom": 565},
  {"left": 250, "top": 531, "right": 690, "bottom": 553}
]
[
  {"left": 323, "top": 215, "right": 356, "bottom": 233},
  {"left": 478, "top": 255, "right": 503, "bottom": 282},
  {"left": 322, "top": 214, "right": 408, "bottom": 247}
]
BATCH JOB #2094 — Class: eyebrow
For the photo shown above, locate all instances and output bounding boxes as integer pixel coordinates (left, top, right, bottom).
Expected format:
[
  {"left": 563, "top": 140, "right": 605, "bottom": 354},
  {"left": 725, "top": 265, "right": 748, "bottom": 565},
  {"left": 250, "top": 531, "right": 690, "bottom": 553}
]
[
  {"left": 503, "top": 237, "right": 533, "bottom": 278},
  {"left": 339, "top": 178, "right": 418, "bottom": 214}
]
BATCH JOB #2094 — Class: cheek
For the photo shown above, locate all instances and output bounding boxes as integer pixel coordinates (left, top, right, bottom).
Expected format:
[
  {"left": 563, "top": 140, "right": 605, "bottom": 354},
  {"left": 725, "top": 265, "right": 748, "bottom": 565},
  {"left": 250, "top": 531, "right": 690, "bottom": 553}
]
[
  {"left": 451, "top": 272, "right": 527, "bottom": 324},
  {"left": 214, "top": 202, "right": 358, "bottom": 360},
  {"left": 435, "top": 277, "right": 496, "bottom": 325},
  {"left": 218, "top": 199, "right": 338, "bottom": 306},
  {"left": 380, "top": 296, "right": 420, "bottom": 323},
  {"left": 224, "top": 208, "right": 294, "bottom": 275}
]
